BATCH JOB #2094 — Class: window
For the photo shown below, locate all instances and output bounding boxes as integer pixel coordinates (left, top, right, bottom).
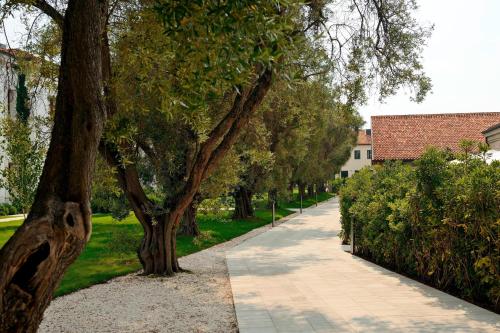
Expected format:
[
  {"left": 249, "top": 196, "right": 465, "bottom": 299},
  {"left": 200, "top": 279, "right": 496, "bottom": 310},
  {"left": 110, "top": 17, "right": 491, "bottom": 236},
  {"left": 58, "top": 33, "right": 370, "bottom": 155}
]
[
  {"left": 354, "top": 150, "right": 361, "bottom": 159},
  {"left": 341, "top": 171, "right": 349, "bottom": 178},
  {"left": 367, "top": 150, "right": 372, "bottom": 159}
]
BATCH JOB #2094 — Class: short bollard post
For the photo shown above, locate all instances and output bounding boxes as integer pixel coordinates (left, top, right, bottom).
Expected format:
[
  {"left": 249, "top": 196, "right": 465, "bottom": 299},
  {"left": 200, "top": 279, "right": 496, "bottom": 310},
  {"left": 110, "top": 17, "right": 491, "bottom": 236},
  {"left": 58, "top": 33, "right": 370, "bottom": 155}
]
[
  {"left": 350, "top": 220, "right": 355, "bottom": 254},
  {"left": 272, "top": 201, "right": 275, "bottom": 227},
  {"left": 300, "top": 192, "right": 303, "bottom": 214}
]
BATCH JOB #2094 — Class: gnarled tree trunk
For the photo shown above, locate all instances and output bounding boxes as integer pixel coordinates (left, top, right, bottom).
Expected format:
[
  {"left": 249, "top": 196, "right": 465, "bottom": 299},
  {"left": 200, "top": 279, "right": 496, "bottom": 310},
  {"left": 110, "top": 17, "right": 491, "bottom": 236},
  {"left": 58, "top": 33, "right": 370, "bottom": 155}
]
[
  {"left": 101, "top": 141, "right": 184, "bottom": 276},
  {"left": 307, "top": 184, "right": 314, "bottom": 198},
  {"left": 154, "top": 69, "right": 273, "bottom": 275},
  {"left": 0, "top": 1, "right": 108, "bottom": 332},
  {"left": 233, "top": 186, "right": 254, "bottom": 219},
  {"left": 267, "top": 188, "right": 278, "bottom": 209},
  {"left": 106, "top": 69, "right": 273, "bottom": 276},
  {"left": 132, "top": 211, "right": 181, "bottom": 276},
  {"left": 179, "top": 201, "right": 200, "bottom": 237},
  {"left": 288, "top": 182, "right": 294, "bottom": 198},
  {"left": 298, "top": 182, "right": 306, "bottom": 201}
]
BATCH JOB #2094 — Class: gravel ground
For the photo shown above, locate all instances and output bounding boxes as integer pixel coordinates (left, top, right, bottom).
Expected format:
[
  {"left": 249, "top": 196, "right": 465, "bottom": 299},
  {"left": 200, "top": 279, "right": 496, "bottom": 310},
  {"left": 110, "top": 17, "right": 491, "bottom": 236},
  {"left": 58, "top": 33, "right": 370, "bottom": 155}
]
[{"left": 39, "top": 213, "right": 298, "bottom": 333}]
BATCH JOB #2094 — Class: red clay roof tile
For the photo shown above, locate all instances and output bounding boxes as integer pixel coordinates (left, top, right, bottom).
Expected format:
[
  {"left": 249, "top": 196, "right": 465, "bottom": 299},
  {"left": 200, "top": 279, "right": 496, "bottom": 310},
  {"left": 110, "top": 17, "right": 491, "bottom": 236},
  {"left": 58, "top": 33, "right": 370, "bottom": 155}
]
[
  {"left": 371, "top": 112, "right": 500, "bottom": 161},
  {"left": 357, "top": 130, "right": 371, "bottom": 145}
]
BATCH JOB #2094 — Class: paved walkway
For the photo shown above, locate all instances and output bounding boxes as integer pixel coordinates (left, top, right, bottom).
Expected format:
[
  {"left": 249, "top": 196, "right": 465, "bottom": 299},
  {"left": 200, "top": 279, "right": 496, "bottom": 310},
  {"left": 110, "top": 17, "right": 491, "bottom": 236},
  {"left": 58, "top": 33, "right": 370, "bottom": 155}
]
[
  {"left": 227, "top": 199, "right": 500, "bottom": 333},
  {"left": 0, "top": 214, "right": 24, "bottom": 223}
]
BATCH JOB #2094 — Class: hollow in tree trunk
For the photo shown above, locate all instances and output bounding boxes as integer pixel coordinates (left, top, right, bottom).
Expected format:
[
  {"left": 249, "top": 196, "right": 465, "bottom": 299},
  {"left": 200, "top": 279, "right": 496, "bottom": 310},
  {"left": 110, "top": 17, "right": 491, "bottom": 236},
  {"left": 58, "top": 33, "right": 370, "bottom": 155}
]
[
  {"left": 179, "top": 201, "right": 200, "bottom": 237},
  {"left": 0, "top": 1, "right": 108, "bottom": 331},
  {"left": 233, "top": 186, "right": 254, "bottom": 219}
]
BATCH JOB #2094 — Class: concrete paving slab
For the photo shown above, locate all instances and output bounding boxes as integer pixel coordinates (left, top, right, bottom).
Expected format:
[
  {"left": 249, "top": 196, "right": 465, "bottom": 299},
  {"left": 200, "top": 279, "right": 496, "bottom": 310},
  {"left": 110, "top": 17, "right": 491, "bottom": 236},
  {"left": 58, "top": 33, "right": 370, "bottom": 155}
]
[{"left": 227, "top": 199, "right": 500, "bottom": 332}]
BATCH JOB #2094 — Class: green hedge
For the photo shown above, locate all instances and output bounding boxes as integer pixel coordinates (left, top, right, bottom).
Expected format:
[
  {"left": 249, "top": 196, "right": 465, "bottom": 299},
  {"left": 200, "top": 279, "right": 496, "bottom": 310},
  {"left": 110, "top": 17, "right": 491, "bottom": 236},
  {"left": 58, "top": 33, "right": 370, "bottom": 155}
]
[
  {"left": 330, "top": 178, "right": 346, "bottom": 194},
  {"left": 0, "top": 203, "right": 20, "bottom": 216},
  {"left": 340, "top": 147, "right": 500, "bottom": 312}
]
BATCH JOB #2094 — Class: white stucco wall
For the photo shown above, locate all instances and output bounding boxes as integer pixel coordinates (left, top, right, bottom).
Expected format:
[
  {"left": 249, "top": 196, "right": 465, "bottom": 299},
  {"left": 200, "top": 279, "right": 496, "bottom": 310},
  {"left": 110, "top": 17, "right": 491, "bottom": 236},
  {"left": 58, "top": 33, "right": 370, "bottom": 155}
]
[
  {"left": 338, "top": 144, "right": 372, "bottom": 178},
  {"left": 484, "top": 127, "right": 500, "bottom": 150},
  {"left": 0, "top": 51, "right": 53, "bottom": 203}
]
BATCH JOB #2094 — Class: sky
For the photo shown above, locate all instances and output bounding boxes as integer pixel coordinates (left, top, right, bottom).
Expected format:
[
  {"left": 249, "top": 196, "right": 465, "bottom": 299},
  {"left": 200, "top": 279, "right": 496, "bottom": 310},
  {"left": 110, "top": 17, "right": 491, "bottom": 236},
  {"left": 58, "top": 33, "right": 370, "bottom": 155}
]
[
  {"left": 359, "top": 0, "right": 500, "bottom": 127},
  {"left": 2, "top": 1, "right": 500, "bottom": 128}
]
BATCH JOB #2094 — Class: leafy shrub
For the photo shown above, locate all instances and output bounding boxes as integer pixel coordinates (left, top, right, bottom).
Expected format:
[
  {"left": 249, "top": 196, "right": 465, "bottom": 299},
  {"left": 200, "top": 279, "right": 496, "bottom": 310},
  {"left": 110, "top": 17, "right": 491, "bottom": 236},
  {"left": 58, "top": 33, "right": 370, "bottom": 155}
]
[
  {"left": 0, "top": 204, "right": 8, "bottom": 216},
  {"left": 106, "top": 227, "right": 142, "bottom": 258},
  {"left": 198, "top": 197, "right": 232, "bottom": 221},
  {"left": 8, "top": 204, "right": 18, "bottom": 215},
  {"left": 0, "top": 203, "right": 19, "bottom": 216},
  {"left": 340, "top": 145, "right": 500, "bottom": 312},
  {"left": 192, "top": 230, "right": 216, "bottom": 247},
  {"left": 330, "top": 178, "right": 346, "bottom": 194}
]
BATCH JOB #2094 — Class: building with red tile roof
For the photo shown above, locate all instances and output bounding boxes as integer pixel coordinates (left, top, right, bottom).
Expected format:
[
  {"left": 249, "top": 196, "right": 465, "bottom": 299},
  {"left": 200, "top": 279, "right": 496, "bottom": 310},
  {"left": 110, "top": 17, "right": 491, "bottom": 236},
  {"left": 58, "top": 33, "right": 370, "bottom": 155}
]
[
  {"left": 371, "top": 112, "right": 500, "bottom": 162},
  {"left": 338, "top": 129, "right": 372, "bottom": 178},
  {"left": 357, "top": 128, "right": 371, "bottom": 145},
  {"left": 483, "top": 122, "right": 500, "bottom": 150},
  {"left": 0, "top": 44, "right": 54, "bottom": 203}
]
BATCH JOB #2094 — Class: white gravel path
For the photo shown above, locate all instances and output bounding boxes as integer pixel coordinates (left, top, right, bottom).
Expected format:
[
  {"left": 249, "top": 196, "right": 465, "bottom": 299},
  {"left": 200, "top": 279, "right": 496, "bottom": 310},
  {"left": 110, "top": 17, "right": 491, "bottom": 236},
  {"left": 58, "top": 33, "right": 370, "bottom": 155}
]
[{"left": 39, "top": 213, "right": 298, "bottom": 333}]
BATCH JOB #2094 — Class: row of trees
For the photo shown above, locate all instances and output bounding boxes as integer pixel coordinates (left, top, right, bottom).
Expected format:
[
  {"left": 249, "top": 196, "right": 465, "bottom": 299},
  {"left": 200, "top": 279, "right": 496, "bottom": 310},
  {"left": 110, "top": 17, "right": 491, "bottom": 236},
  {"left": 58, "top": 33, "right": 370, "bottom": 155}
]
[
  {"left": 0, "top": 0, "right": 431, "bottom": 331},
  {"left": 231, "top": 78, "right": 363, "bottom": 219}
]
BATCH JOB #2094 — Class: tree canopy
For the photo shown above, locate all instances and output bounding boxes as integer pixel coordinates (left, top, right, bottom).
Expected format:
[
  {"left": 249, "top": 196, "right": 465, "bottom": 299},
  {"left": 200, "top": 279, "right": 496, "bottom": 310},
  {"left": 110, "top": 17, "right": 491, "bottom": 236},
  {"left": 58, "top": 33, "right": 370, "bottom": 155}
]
[{"left": 0, "top": 1, "right": 432, "bottom": 331}]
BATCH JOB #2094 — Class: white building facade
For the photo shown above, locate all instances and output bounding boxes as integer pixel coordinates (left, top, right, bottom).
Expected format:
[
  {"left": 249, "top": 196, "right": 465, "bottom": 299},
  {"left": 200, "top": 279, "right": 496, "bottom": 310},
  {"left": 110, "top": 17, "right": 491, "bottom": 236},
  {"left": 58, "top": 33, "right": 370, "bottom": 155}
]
[
  {"left": 483, "top": 123, "right": 500, "bottom": 150},
  {"left": 0, "top": 45, "right": 53, "bottom": 203},
  {"left": 338, "top": 129, "right": 372, "bottom": 178}
]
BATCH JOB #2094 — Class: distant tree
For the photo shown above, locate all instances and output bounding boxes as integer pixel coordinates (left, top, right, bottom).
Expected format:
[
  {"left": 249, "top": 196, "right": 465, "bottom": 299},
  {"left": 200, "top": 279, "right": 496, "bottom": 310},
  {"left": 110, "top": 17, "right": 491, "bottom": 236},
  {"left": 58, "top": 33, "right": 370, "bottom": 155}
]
[
  {"left": 15, "top": 74, "right": 30, "bottom": 123},
  {"left": 91, "top": 155, "right": 130, "bottom": 220},
  {"left": 179, "top": 149, "right": 242, "bottom": 236},
  {"left": 0, "top": 72, "right": 46, "bottom": 216},
  {"left": 0, "top": 117, "right": 46, "bottom": 216},
  {"left": 232, "top": 117, "right": 274, "bottom": 219}
]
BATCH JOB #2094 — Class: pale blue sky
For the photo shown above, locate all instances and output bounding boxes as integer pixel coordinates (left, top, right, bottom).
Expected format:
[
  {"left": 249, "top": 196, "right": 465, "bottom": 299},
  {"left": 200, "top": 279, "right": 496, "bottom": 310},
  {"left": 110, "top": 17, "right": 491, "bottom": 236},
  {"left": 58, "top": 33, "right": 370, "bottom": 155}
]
[
  {"left": 2, "top": 1, "right": 500, "bottom": 128},
  {"left": 359, "top": 0, "right": 500, "bottom": 127}
]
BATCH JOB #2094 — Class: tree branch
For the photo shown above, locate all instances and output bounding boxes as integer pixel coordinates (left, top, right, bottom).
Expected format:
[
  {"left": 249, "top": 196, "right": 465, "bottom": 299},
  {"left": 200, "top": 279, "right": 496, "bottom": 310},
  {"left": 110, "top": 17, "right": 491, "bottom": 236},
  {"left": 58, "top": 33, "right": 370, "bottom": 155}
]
[
  {"left": 98, "top": 141, "right": 161, "bottom": 226},
  {"left": 29, "top": 0, "right": 64, "bottom": 28},
  {"left": 171, "top": 68, "right": 273, "bottom": 219},
  {"left": 203, "top": 69, "right": 273, "bottom": 180}
]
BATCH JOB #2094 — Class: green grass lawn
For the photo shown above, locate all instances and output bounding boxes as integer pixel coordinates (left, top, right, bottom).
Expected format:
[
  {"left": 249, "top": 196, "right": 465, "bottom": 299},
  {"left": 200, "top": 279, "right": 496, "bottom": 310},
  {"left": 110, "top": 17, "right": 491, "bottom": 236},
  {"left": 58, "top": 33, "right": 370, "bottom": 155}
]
[
  {"left": 0, "top": 192, "right": 334, "bottom": 297},
  {"left": 283, "top": 192, "right": 334, "bottom": 209},
  {"left": 0, "top": 208, "right": 292, "bottom": 297},
  {"left": 254, "top": 191, "right": 335, "bottom": 210}
]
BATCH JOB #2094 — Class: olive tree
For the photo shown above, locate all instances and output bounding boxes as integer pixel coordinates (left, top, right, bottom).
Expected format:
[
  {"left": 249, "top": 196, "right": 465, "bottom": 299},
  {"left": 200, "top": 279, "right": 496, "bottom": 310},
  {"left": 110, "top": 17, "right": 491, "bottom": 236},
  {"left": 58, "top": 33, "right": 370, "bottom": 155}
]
[
  {"left": 104, "top": 0, "right": 431, "bottom": 276},
  {"left": 0, "top": 0, "right": 112, "bottom": 331}
]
